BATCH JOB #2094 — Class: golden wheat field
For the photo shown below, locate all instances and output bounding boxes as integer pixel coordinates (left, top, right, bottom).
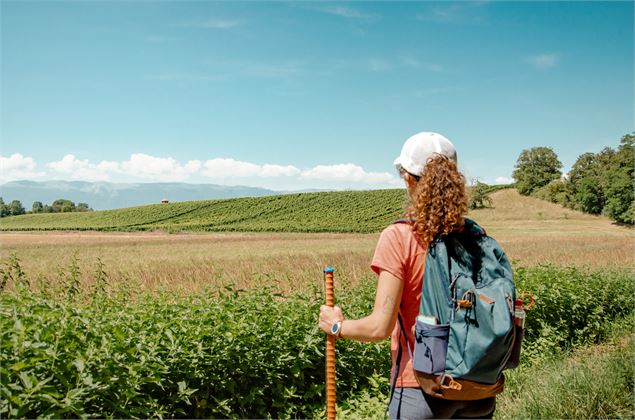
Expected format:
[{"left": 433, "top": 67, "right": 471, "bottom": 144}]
[{"left": 1, "top": 190, "right": 632, "bottom": 294}]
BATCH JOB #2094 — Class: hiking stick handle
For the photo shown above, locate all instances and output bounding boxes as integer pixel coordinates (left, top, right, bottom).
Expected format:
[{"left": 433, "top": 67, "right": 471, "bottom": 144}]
[{"left": 324, "top": 267, "right": 336, "bottom": 420}]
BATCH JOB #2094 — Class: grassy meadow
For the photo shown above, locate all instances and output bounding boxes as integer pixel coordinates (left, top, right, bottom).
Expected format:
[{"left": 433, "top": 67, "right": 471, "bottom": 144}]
[
  {"left": 1, "top": 189, "right": 632, "bottom": 295},
  {"left": 1, "top": 188, "right": 633, "bottom": 418}
]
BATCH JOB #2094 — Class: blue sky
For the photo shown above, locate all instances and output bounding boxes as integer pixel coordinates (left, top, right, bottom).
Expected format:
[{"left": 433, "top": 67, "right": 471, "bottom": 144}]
[{"left": 1, "top": 1, "right": 633, "bottom": 190}]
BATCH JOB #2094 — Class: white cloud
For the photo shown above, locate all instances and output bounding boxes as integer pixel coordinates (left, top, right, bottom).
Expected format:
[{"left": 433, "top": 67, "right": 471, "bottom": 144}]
[
  {"left": 416, "top": 2, "right": 489, "bottom": 25},
  {"left": 318, "top": 5, "right": 377, "bottom": 20},
  {"left": 47, "top": 153, "right": 201, "bottom": 182},
  {"left": 412, "top": 86, "right": 458, "bottom": 98},
  {"left": 7, "top": 152, "right": 402, "bottom": 188},
  {"left": 260, "top": 164, "right": 301, "bottom": 177},
  {"left": 47, "top": 154, "right": 113, "bottom": 182},
  {"left": 368, "top": 58, "right": 391, "bottom": 72},
  {"left": 401, "top": 56, "right": 420, "bottom": 68},
  {"left": 242, "top": 60, "right": 306, "bottom": 79},
  {"left": 495, "top": 176, "right": 514, "bottom": 184},
  {"left": 202, "top": 158, "right": 300, "bottom": 178},
  {"left": 203, "top": 159, "right": 399, "bottom": 186},
  {"left": 183, "top": 19, "right": 243, "bottom": 29},
  {"left": 119, "top": 154, "right": 201, "bottom": 182},
  {"left": 526, "top": 53, "right": 560, "bottom": 69},
  {"left": 0, "top": 153, "right": 45, "bottom": 182},
  {"left": 301, "top": 163, "right": 397, "bottom": 184},
  {"left": 145, "top": 35, "right": 175, "bottom": 43},
  {"left": 424, "top": 63, "right": 444, "bottom": 73},
  {"left": 144, "top": 73, "right": 225, "bottom": 83},
  {"left": 96, "top": 160, "right": 121, "bottom": 173}
]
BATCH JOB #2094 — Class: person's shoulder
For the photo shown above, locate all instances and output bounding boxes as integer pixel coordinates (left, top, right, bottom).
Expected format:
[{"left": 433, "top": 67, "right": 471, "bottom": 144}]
[
  {"left": 379, "top": 220, "right": 415, "bottom": 241},
  {"left": 381, "top": 220, "right": 408, "bottom": 233},
  {"left": 383, "top": 220, "right": 427, "bottom": 250}
]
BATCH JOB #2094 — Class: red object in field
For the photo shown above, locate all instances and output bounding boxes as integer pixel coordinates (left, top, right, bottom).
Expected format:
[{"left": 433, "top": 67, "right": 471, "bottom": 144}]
[
  {"left": 324, "top": 267, "right": 336, "bottom": 420},
  {"left": 514, "top": 299, "right": 525, "bottom": 328}
]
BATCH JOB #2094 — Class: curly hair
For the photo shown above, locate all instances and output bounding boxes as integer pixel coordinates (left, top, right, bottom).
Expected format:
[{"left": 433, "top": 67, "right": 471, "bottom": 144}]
[{"left": 404, "top": 155, "right": 468, "bottom": 247}]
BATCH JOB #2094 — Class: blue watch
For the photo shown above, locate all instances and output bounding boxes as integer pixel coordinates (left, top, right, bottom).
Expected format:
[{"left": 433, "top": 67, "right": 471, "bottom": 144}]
[{"left": 330, "top": 321, "right": 342, "bottom": 337}]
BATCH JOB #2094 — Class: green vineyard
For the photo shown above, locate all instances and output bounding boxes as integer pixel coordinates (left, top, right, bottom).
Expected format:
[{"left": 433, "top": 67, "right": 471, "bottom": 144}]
[{"left": 0, "top": 190, "right": 408, "bottom": 233}]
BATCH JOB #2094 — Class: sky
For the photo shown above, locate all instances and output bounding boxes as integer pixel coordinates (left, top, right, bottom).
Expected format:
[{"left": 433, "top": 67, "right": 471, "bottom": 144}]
[{"left": 1, "top": 1, "right": 633, "bottom": 191}]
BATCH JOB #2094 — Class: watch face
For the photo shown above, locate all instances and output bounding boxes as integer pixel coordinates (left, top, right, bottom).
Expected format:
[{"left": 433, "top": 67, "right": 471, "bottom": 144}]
[{"left": 331, "top": 323, "right": 339, "bottom": 334}]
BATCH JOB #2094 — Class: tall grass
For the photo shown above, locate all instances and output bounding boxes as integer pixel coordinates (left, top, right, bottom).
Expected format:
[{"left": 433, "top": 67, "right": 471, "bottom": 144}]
[
  {"left": 2, "top": 227, "right": 633, "bottom": 300},
  {"left": 0, "top": 232, "right": 379, "bottom": 295},
  {"left": 496, "top": 315, "right": 634, "bottom": 419}
]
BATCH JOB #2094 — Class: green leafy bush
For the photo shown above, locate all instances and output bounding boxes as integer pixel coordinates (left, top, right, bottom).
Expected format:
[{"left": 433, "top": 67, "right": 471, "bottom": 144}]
[
  {"left": 1, "top": 263, "right": 633, "bottom": 418},
  {"left": 531, "top": 179, "right": 574, "bottom": 208},
  {"left": 515, "top": 265, "right": 634, "bottom": 362},
  {"left": 469, "top": 181, "right": 494, "bottom": 210},
  {"left": 0, "top": 277, "right": 388, "bottom": 418}
]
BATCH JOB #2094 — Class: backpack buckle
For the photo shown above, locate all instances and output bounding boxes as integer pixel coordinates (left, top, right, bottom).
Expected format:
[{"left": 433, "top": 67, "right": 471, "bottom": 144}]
[
  {"left": 439, "top": 374, "right": 462, "bottom": 391},
  {"left": 456, "top": 299, "right": 472, "bottom": 309},
  {"left": 456, "top": 290, "right": 475, "bottom": 310}
]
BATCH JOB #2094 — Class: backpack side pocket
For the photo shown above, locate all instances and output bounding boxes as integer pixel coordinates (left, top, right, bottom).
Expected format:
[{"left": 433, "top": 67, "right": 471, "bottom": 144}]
[{"left": 413, "top": 321, "right": 450, "bottom": 374}]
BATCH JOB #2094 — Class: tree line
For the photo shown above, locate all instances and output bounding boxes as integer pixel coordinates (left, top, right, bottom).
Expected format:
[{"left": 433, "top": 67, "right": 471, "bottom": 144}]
[
  {"left": 512, "top": 133, "right": 634, "bottom": 224},
  {"left": 0, "top": 198, "right": 92, "bottom": 217}
]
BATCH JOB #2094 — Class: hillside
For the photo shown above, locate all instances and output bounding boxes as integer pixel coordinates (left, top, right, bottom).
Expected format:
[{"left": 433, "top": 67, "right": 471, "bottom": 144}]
[
  {"left": 0, "top": 189, "right": 408, "bottom": 233},
  {"left": 1, "top": 188, "right": 632, "bottom": 238},
  {"left": 471, "top": 189, "right": 630, "bottom": 238}
]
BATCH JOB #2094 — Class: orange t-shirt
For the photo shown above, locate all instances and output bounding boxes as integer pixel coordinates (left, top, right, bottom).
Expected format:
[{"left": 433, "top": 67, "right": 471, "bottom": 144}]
[{"left": 371, "top": 222, "right": 426, "bottom": 388}]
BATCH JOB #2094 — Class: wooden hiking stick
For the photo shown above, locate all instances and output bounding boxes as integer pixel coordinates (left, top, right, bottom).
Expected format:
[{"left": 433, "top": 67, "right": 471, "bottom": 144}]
[{"left": 324, "top": 267, "right": 336, "bottom": 420}]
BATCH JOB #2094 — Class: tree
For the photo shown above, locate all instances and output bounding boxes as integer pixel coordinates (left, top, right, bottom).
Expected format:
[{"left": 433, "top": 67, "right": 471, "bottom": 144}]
[
  {"left": 77, "top": 202, "right": 91, "bottom": 212},
  {"left": 9, "top": 200, "right": 25, "bottom": 216},
  {"left": 51, "top": 199, "right": 76, "bottom": 213},
  {"left": 603, "top": 134, "right": 634, "bottom": 224},
  {"left": 0, "top": 198, "right": 8, "bottom": 218},
  {"left": 469, "top": 181, "right": 493, "bottom": 210},
  {"left": 512, "top": 147, "right": 562, "bottom": 195},
  {"left": 568, "top": 152, "right": 598, "bottom": 187},
  {"left": 532, "top": 179, "right": 574, "bottom": 207},
  {"left": 568, "top": 152, "right": 606, "bottom": 213},
  {"left": 32, "top": 201, "right": 44, "bottom": 213},
  {"left": 575, "top": 177, "right": 604, "bottom": 214}
]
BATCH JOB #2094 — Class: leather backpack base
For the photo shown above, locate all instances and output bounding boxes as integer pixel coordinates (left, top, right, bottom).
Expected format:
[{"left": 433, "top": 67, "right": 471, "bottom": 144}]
[{"left": 415, "top": 372, "right": 505, "bottom": 400}]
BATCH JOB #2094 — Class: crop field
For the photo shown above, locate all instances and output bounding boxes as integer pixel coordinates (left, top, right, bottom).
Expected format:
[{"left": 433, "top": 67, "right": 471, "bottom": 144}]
[
  {"left": 1, "top": 189, "right": 633, "bottom": 418},
  {"left": 0, "top": 189, "right": 408, "bottom": 233}
]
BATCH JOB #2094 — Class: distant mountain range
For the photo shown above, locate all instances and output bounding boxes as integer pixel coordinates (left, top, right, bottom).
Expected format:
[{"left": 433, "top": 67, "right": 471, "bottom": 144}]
[{"left": 0, "top": 180, "right": 313, "bottom": 210}]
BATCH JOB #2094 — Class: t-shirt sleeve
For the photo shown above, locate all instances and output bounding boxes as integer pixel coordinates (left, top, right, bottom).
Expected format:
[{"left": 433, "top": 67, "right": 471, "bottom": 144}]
[{"left": 371, "top": 225, "right": 405, "bottom": 280}]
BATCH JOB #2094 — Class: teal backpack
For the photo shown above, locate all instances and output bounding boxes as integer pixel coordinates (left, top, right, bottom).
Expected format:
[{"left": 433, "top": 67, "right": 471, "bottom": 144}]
[{"left": 390, "top": 218, "right": 521, "bottom": 401}]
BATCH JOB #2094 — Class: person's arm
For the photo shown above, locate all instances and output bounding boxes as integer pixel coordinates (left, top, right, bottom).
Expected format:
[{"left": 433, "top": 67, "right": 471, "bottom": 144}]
[{"left": 318, "top": 269, "right": 403, "bottom": 342}]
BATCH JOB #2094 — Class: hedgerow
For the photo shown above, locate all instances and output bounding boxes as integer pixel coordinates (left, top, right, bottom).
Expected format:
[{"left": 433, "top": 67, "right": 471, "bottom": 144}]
[{"left": 1, "top": 261, "right": 633, "bottom": 418}]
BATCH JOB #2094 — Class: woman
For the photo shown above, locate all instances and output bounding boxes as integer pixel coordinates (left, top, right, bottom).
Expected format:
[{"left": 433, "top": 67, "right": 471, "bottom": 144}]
[{"left": 318, "top": 132, "right": 496, "bottom": 419}]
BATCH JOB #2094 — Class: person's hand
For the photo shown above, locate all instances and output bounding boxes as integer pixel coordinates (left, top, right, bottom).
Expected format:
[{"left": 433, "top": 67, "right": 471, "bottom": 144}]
[{"left": 319, "top": 305, "right": 344, "bottom": 335}]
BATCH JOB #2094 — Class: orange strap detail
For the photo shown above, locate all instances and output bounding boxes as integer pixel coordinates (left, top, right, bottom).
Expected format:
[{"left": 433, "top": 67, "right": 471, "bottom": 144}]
[
  {"left": 456, "top": 299, "right": 473, "bottom": 309},
  {"left": 439, "top": 375, "right": 463, "bottom": 391},
  {"left": 518, "top": 292, "right": 535, "bottom": 310}
]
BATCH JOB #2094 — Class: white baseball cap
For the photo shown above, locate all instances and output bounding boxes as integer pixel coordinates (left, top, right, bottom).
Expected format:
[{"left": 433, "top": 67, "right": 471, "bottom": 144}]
[{"left": 393, "top": 132, "right": 457, "bottom": 177}]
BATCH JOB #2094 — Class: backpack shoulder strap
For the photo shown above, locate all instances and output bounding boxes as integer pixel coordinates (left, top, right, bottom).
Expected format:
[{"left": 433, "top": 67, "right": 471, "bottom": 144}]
[{"left": 388, "top": 313, "right": 413, "bottom": 413}]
